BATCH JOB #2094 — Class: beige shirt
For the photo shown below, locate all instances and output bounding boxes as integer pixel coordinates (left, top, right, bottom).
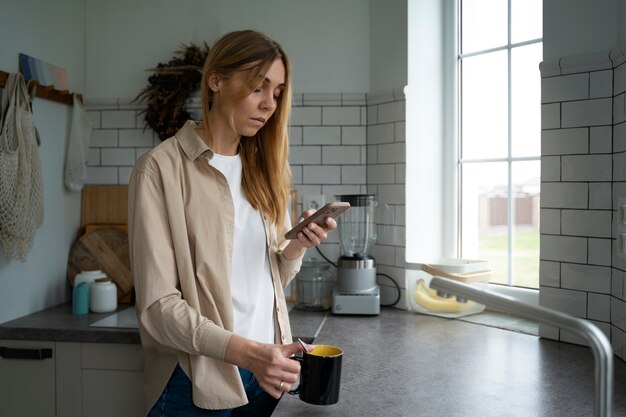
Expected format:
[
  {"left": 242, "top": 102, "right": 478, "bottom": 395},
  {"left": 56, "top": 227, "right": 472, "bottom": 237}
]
[{"left": 128, "top": 120, "right": 302, "bottom": 411}]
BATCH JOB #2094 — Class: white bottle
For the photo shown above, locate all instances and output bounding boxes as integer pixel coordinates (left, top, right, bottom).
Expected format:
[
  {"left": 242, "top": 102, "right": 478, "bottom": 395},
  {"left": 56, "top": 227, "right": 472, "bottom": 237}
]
[
  {"left": 90, "top": 278, "right": 118, "bottom": 313},
  {"left": 75, "top": 270, "right": 106, "bottom": 287}
]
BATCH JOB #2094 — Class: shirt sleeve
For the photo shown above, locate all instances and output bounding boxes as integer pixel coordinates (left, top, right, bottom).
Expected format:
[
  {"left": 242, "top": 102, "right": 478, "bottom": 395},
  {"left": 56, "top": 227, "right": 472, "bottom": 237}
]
[
  {"left": 128, "top": 161, "right": 233, "bottom": 361},
  {"left": 275, "top": 208, "right": 304, "bottom": 288}
]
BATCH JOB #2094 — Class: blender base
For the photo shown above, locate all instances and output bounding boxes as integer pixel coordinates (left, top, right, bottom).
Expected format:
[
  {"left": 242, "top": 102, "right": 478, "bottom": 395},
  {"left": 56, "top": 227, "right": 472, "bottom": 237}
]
[{"left": 331, "top": 286, "right": 380, "bottom": 315}]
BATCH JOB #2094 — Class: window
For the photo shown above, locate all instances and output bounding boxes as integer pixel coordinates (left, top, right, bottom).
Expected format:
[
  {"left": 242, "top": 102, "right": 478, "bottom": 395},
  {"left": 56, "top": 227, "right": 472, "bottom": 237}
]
[{"left": 458, "top": 0, "right": 542, "bottom": 288}]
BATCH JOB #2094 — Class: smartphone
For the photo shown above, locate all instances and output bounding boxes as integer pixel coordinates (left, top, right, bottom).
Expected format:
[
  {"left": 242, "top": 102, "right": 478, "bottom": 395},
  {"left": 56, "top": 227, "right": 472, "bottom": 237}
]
[{"left": 284, "top": 202, "right": 350, "bottom": 240}]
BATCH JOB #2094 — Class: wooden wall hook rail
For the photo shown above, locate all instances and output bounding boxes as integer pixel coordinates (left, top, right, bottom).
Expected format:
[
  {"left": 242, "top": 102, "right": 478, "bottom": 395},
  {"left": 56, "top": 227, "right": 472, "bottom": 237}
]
[{"left": 0, "top": 69, "right": 82, "bottom": 106}]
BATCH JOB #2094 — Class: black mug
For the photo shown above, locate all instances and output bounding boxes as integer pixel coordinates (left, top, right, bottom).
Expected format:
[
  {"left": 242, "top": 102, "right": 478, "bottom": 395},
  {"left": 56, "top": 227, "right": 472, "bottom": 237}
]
[{"left": 289, "top": 344, "right": 343, "bottom": 405}]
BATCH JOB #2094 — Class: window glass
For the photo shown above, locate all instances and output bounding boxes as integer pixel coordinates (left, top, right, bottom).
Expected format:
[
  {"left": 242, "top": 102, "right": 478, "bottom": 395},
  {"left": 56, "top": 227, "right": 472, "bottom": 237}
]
[
  {"left": 461, "top": 51, "right": 508, "bottom": 159},
  {"left": 511, "top": 0, "right": 543, "bottom": 43},
  {"left": 461, "top": 162, "right": 509, "bottom": 284},
  {"left": 461, "top": 0, "right": 508, "bottom": 54},
  {"left": 511, "top": 160, "right": 540, "bottom": 288}
]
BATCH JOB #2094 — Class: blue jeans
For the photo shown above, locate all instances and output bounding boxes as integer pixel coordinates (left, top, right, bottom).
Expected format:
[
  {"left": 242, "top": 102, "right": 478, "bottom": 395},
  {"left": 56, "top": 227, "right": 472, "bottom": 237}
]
[{"left": 148, "top": 364, "right": 280, "bottom": 417}]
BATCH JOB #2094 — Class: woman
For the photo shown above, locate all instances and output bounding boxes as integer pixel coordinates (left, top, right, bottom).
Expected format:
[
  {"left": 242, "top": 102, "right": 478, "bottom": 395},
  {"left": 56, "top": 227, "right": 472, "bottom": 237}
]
[{"left": 128, "top": 30, "right": 336, "bottom": 416}]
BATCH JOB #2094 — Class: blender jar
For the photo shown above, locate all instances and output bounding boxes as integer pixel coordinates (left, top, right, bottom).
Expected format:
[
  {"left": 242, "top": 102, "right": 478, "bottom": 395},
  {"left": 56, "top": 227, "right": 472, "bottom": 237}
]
[
  {"left": 335, "top": 194, "right": 377, "bottom": 258},
  {"left": 295, "top": 258, "right": 335, "bottom": 311}
]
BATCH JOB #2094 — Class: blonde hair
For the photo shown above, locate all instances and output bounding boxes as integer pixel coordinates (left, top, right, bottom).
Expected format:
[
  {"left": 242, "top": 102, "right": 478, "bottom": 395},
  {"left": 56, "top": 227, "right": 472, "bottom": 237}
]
[{"left": 200, "top": 30, "right": 292, "bottom": 227}]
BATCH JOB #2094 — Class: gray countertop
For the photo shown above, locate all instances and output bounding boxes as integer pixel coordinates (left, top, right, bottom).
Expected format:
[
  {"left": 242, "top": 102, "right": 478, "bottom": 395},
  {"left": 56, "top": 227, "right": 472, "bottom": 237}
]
[
  {"left": 0, "top": 303, "right": 140, "bottom": 344},
  {"left": 275, "top": 308, "right": 626, "bottom": 417},
  {"left": 0, "top": 302, "right": 329, "bottom": 345},
  {"left": 4, "top": 303, "right": 626, "bottom": 415}
]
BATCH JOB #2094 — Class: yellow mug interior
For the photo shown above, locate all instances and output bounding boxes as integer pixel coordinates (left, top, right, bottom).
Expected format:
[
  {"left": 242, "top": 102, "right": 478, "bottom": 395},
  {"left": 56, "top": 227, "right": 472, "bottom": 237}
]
[{"left": 308, "top": 344, "right": 343, "bottom": 357}]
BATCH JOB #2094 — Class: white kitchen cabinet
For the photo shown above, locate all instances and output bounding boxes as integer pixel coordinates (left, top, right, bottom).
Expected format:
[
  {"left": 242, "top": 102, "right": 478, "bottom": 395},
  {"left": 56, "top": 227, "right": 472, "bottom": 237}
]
[
  {"left": 0, "top": 340, "right": 56, "bottom": 417},
  {"left": 57, "top": 342, "right": 144, "bottom": 417},
  {"left": 0, "top": 339, "right": 144, "bottom": 417}
]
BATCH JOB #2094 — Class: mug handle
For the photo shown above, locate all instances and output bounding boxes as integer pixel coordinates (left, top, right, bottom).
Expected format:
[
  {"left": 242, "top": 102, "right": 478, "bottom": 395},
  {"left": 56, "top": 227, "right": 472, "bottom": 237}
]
[{"left": 287, "top": 356, "right": 303, "bottom": 395}]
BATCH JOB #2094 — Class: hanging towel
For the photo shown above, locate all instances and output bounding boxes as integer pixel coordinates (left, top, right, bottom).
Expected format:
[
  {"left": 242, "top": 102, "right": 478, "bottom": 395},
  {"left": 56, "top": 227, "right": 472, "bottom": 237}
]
[
  {"left": 64, "top": 94, "right": 93, "bottom": 192},
  {"left": 0, "top": 73, "right": 44, "bottom": 261}
]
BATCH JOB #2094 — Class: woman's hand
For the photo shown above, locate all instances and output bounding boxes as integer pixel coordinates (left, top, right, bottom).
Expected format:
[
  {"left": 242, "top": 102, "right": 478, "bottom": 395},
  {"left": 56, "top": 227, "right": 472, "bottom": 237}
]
[
  {"left": 225, "top": 336, "right": 307, "bottom": 398},
  {"left": 282, "top": 208, "right": 338, "bottom": 260}
]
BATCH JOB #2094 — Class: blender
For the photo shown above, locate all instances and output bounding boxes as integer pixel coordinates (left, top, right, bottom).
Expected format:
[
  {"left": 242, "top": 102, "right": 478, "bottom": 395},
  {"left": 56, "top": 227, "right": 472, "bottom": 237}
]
[{"left": 331, "top": 194, "right": 381, "bottom": 315}]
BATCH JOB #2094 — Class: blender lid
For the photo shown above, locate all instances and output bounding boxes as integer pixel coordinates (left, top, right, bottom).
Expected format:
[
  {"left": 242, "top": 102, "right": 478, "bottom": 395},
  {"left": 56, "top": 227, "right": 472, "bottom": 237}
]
[{"left": 335, "top": 193, "right": 375, "bottom": 207}]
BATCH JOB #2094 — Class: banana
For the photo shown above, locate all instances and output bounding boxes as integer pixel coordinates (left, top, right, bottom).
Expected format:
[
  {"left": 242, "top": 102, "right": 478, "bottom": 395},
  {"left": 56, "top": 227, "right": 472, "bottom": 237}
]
[{"left": 412, "top": 279, "right": 477, "bottom": 313}]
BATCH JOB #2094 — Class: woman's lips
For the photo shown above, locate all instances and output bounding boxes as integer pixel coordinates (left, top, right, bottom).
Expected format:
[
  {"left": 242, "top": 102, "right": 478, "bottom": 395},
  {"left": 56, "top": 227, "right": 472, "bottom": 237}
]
[{"left": 251, "top": 117, "right": 266, "bottom": 126}]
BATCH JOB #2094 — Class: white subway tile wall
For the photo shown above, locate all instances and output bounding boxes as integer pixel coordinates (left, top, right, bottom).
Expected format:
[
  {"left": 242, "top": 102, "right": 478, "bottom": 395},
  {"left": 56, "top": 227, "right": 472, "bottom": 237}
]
[
  {"left": 85, "top": 91, "right": 407, "bottom": 308},
  {"left": 541, "top": 55, "right": 626, "bottom": 360}
]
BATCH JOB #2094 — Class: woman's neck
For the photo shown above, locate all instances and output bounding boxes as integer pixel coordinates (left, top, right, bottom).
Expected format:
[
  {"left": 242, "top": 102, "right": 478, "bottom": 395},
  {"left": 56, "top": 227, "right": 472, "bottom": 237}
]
[{"left": 198, "top": 117, "right": 240, "bottom": 156}]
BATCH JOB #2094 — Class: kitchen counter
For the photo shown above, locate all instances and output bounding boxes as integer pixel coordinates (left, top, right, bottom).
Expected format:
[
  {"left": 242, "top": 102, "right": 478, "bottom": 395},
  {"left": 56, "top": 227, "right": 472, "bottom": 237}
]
[
  {"left": 3, "top": 304, "right": 626, "bottom": 416},
  {"left": 0, "top": 303, "right": 140, "bottom": 344},
  {"left": 275, "top": 308, "right": 626, "bottom": 417}
]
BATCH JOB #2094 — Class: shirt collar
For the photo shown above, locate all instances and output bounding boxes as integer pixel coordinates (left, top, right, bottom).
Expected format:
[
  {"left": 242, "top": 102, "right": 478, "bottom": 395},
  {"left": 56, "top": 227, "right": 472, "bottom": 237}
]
[{"left": 175, "top": 120, "right": 215, "bottom": 161}]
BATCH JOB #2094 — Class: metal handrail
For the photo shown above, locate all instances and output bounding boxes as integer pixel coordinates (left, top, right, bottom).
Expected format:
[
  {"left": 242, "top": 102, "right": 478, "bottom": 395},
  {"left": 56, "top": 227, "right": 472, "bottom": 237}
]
[{"left": 429, "top": 276, "right": 614, "bottom": 417}]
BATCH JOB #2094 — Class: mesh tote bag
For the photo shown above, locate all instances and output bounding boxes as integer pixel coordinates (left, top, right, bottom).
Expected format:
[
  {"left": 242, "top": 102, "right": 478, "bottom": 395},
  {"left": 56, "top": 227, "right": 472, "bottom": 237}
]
[{"left": 0, "top": 73, "right": 44, "bottom": 261}]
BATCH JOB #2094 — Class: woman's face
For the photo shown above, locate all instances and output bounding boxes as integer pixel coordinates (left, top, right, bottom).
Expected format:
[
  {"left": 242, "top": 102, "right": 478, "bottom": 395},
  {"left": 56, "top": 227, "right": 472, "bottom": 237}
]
[{"left": 213, "top": 58, "right": 286, "bottom": 138}]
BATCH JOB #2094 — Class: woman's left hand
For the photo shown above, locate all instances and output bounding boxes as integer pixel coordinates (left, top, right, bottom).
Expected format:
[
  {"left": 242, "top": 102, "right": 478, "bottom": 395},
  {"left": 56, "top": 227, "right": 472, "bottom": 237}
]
[{"left": 283, "top": 209, "right": 337, "bottom": 259}]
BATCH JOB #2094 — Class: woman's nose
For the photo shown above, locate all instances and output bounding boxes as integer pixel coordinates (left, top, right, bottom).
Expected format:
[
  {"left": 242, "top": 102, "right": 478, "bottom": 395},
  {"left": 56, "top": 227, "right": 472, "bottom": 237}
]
[{"left": 261, "top": 92, "right": 276, "bottom": 112}]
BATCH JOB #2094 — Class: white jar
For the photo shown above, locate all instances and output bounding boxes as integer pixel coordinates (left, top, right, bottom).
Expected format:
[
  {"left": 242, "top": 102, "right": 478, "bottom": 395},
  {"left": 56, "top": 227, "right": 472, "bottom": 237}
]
[
  {"left": 89, "top": 278, "right": 118, "bottom": 313},
  {"left": 75, "top": 270, "right": 106, "bottom": 287}
]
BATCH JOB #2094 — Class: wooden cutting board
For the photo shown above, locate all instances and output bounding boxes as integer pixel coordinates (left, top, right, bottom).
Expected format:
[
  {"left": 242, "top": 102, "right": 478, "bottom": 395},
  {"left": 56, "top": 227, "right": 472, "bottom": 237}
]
[
  {"left": 80, "top": 185, "right": 128, "bottom": 227},
  {"left": 67, "top": 227, "right": 133, "bottom": 303}
]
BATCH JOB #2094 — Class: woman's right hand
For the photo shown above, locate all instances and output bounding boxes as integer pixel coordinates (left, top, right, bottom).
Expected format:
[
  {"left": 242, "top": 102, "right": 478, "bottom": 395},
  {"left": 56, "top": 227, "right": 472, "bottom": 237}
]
[{"left": 225, "top": 335, "right": 306, "bottom": 399}]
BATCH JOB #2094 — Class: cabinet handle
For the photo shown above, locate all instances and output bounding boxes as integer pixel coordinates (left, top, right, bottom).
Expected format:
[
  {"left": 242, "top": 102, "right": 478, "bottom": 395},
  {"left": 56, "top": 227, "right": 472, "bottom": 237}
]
[{"left": 0, "top": 346, "right": 53, "bottom": 360}]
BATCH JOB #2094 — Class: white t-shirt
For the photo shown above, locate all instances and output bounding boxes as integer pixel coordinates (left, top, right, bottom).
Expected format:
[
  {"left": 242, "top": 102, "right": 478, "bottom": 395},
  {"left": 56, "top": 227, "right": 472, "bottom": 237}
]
[{"left": 208, "top": 153, "right": 275, "bottom": 344}]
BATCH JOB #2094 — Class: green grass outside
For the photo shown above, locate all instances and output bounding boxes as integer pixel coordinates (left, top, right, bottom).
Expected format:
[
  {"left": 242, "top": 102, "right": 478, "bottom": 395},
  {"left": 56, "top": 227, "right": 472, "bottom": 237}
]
[{"left": 477, "top": 229, "right": 539, "bottom": 289}]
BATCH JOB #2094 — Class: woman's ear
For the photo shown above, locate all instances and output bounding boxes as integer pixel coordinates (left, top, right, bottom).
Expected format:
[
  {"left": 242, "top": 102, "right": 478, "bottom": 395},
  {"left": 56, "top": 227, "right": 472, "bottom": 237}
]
[{"left": 207, "top": 73, "right": 221, "bottom": 92}]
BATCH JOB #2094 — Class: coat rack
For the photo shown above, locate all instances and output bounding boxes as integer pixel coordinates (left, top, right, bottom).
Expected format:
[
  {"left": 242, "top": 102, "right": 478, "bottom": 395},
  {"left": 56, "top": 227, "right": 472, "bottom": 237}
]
[{"left": 0, "top": 70, "right": 81, "bottom": 106}]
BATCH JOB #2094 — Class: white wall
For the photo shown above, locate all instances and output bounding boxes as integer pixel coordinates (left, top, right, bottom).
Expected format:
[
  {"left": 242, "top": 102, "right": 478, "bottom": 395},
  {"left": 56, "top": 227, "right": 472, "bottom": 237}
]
[
  {"left": 0, "top": 0, "right": 85, "bottom": 323},
  {"left": 543, "top": 0, "right": 621, "bottom": 61},
  {"left": 369, "top": 0, "right": 407, "bottom": 93},
  {"left": 85, "top": 0, "right": 370, "bottom": 99}
]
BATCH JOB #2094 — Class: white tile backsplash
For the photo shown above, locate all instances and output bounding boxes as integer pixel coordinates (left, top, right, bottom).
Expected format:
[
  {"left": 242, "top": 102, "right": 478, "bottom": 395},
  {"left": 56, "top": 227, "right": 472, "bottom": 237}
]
[
  {"left": 541, "top": 73, "right": 589, "bottom": 103},
  {"left": 590, "top": 70, "right": 613, "bottom": 98},
  {"left": 289, "top": 146, "right": 321, "bottom": 165},
  {"left": 589, "top": 182, "right": 612, "bottom": 209},
  {"left": 290, "top": 107, "right": 322, "bottom": 125},
  {"left": 540, "top": 209, "right": 560, "bottom": 234},
  {"left": 540, "top": 286, "right": 587, "bottom": 318},
  {"left": 590, "top": 126, "right": 612, "bottom": 153},
  {"left": 541, "top": 103, "right": 561, "bottom": 129},
  {"left": 540, "top": 182, "right": 588, "bottom": 208},
  {"left": 101, "top": 148, "right": 136, "bottom": 166},
  {"left": 541, "top": 128, "right": 588, "bottom": 155},
  {"left": 322, "top": 107, "right": 361, "bottom": 125},
  {"left": 562, "top": 98, "right": 612, "bottom": 127},
  {"left": 588, "top": 293, "right": 611, "bottom": 321},
  {"left": 561, "top": 154, "right": 612, "bottom": 181},
  {"left": 322, "top": 146, "right": 362, "bottom": 165},
  {"left": 541, "top": 156, "right": 561, "bottom": 182},
  {"left": 561, "top": 263, "right": 612, "bottom": 293},
  {"left": 541, "top": 57, "right": 626, "bottom": 349},
  {"left": 90, "top": 129, "right": 118, "bottom": 147},
  {"left": 540, "top": 234, "right": 587, "bottom": 263},
  {"left": 367, "top": 123, "right": 395, "bottom": 144},
  {"left": 341, "top": 126, "right": 366, "bottom": 145},
  {"left": 101, "top": 110, "right": 137, "bottom": 129},
  {"left": 302, "top": 165, "right": 341, "bottom": 184},
  {"left": 119, "top": 129, "right": 154, "bottom": 148},
  {"left": 540, "top": 260, "right": 561, "bottom": 287},
  {"left": 302, "top": 126, "right": 341, "bottom": 145}
]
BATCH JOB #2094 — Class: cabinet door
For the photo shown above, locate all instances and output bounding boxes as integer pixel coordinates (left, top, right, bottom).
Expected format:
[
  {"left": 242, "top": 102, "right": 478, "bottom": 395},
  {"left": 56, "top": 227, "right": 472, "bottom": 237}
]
[
  {"left": 80, "top": 343, "right": 144, "bottom": 417},
  {"left": 0, "top": 340, "right": 56, "bottom": 417}
]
